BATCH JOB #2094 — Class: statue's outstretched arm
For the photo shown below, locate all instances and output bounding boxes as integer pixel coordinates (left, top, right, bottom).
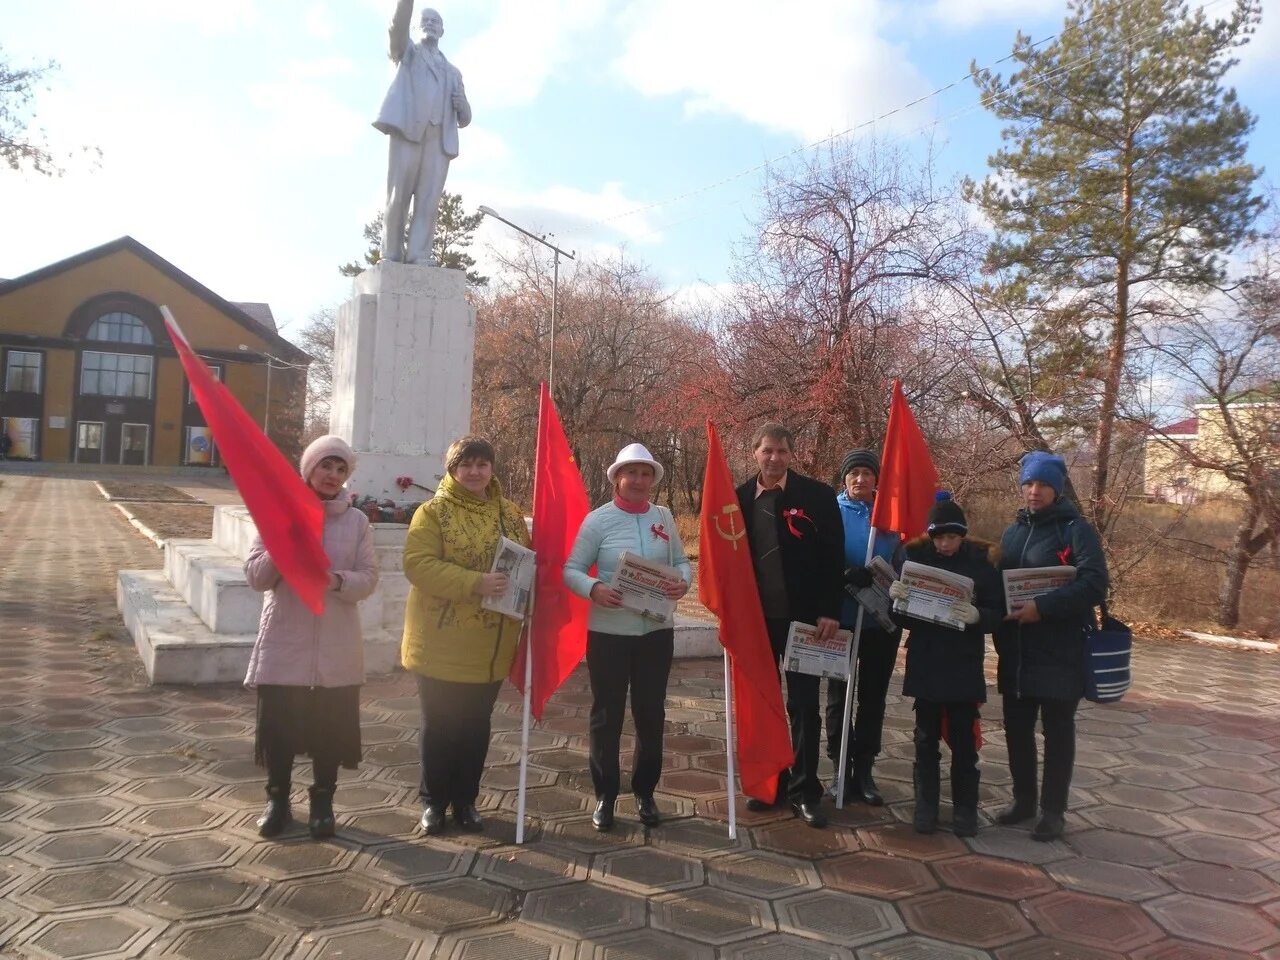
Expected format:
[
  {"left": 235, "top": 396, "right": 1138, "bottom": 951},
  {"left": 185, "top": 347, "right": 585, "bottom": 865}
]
[{"left": 388, "top": 0, "right": 413, "bottom": 62}]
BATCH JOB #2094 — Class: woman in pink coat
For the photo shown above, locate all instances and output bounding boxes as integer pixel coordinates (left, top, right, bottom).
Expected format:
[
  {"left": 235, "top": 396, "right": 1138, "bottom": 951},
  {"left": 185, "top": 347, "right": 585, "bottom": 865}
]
[{"left": 244, "top": 435, "right": 378, "bottom": 839}]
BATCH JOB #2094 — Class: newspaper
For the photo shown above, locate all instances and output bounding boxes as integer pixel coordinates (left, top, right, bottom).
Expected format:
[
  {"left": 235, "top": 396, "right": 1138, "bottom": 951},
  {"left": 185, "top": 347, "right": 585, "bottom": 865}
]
[
  {"left": 608, "top": 551, "right": 683, "bottom": 623},
  {"left": 850, "top": 555, "right": 898, "bottom": 631},
  {"left": 783, "top": 621, "right": 855, "bottom": 679},
  {"left": 1003, "top": 566, "right": 1077, "bottom": 616},
  {"left": 481, "top": 536, "right": 536, "bottom": 621},
  {"left": 892, "top": 560, "right": 975, "bottom": 631}
]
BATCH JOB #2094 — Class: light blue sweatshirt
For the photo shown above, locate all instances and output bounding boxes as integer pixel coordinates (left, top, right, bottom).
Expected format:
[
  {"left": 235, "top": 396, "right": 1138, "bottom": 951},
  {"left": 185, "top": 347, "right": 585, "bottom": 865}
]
[
  {"left": 837, "top": 491, "right": 903, "bottom": 628},
  {"left": 564, "top": 501, "right": 692, "bottom": 636}
]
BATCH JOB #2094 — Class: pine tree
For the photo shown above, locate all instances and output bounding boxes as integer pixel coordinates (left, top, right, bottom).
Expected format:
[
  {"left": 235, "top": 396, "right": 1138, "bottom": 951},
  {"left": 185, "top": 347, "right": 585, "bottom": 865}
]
[
  {"left": 967, "top": 0, "right": 1264, "bottom": 532},
  {"left": 339, "top": 191, "right": 489, "bottom": 286}
]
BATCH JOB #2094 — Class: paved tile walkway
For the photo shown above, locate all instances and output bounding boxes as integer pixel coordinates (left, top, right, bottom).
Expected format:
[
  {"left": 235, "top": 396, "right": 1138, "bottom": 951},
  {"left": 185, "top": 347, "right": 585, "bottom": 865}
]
[{"left": 1, "top": 473, "right": 1278, "bottom": 959}]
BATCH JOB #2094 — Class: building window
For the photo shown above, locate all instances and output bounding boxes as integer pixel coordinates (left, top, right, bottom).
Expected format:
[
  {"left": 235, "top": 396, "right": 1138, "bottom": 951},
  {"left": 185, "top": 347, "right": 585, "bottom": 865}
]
[
  {"left": 4, "top": 350, "right": 42, "bottom": 393},
  {"left": 87, "top": 312, "right": 154, "bottom": 345},
  {"left": 81, "top": 351, "right": 153, "bottom": 399},
  {"left": 188, "top": 365, "right": 222, "bottom": 404}
]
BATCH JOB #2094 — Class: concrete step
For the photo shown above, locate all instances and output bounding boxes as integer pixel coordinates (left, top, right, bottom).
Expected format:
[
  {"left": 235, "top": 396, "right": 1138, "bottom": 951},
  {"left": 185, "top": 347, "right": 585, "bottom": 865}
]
[
  {"left": 118, "top": 570, "right": 256, "bottom": 685},
  {"left": 212, "top": 505, "right": 258, "bottom": 561},
  {"left": 118, "top": 569, "right": 402, "bottom": 685},
  {"left": 164, "top": 538, "right": 263, "bottom": 635}
]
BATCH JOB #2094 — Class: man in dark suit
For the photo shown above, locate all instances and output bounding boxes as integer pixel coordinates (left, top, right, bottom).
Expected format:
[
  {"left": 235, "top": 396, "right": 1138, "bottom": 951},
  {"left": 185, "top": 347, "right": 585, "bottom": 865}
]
[{"left": 735, "top": 422, "right": 844, "bottom": 827}]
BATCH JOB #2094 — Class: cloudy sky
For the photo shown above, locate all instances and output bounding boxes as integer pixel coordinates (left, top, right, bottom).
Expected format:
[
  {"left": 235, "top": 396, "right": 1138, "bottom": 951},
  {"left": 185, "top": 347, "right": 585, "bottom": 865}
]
[{"left": 3, "top": 0, "right": 1277, "bottom": 336}]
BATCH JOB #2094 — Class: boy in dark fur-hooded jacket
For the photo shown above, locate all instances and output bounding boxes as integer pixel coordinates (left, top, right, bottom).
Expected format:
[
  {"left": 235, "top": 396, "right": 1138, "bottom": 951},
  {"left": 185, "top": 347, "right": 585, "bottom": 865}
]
[{"left": 888, "top": 493, "right": 1003, "bottom": 838}]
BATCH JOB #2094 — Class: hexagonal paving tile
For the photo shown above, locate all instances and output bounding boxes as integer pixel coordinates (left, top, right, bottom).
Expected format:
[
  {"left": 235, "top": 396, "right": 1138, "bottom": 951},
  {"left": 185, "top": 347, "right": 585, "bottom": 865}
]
[
  {"left": 708, "top": 850, "right": 822, "bottom": 899},
  {"left": 472, "top": 843, "right": 588, "bottom": 891},
  {"left": 775, "top": 889, "right": 905, "bottom": 947},
  {"left": 652, "top": 888, "right": 774, "bottom": 945},
  {"left": 155, "top": 914, "right": 298, "bottom": 960},
  {"left": 819, "top": 851, "right": 938, "bottom": 900},
  {"left": 124, "top": 800, "right": 231, "bottom": 835},
  {"left": 579, "top": 928, "right": 716, "bottom": 960},
  {"left": 394, "top": 877, "right": 516, "bottom": 933},
  {"left": 498, "top": 785, "right": 591, "bottom": 821},
  {"left": 20, "top": 748, "right": 116, "bottom": 774},
  {"left": 341, "top": 808, "right": 422, "bottom": 846},
  {"left": 855, "top": 934, "right": 993, "bottom": 959},
  {"left": 523, "top": 883, "right": 646, "bottom": 939},
  {"left": 857, "top": 822, "right": 965, "bottom": 862},
  {"left": 23, "top": 770, "right": 127, "bottom": 801},
  {"left": 546, "top": 816, "right": 643, "bottom": 854},
  {"left": 898, "top": 890, "right": 1033, "bottom": 949},
  {"left": 134, "top": 869, "right": 268, "bottom": 920},
  {"left": 292, "top": 918, "right": 437, "bottom": 960},
  {"left": 127, "top": 831, "right": 246, "bottom": 875},
  {"left": 1023, "top": 889, "right": 1163, "bottom": 953},
  {"left": 1143, "top": 892, "right": 1280, "bottom": 953},
  {"left": 931, "top": 855, "right": 1056, "bottom": 901},
  {"left": 754, "top": 817, "right": 859, "bottom": 859},
  {"left": 119, "top": 774, "right": 214, "bottom": 804},
  {"left": 18, "top": 797, "right": 132, "bottom": 833},
  {"left": 363, "top": 840, "right": 474, "bottom": 885},
  {"left": 650, "top": 814, "right": 752, "bottom": 856},
  {"left": 1174, "top": 807, "right": 1277, "bottom": 839},
  {"left": 995, "top": 937, "right": 1125, "bottom": 960},
  {"left": 262, "top": 872, "right": 388, "bottom": 928},
  {"left": 14, "top": 862, "right": 151, "bottom": 914},
  {"left": 437, "top": 922, "right": 576, "bottom": 960},
  {"left": 1155, "top": 860, "right": 1280, "bottom": 904},
  {"left": 1044, "top": 856, "right": 1174, "bottom": 901},
  {"left": 243, "top": 836, "right": 361, "bottom": 879},
  {"left": 595, "top": 847, "right": 705, "bottom": 894},
  {"left": 1065, "top": 829, "right": 1178, "bottom": 868},
  {"left": 1167, "top": 832, "right": 1276, "bottom": 870},
  {"left": 19, "top": 908, "right": 162, "bottom": 960},
  {"left": 16, "top": 826, "right": 138, "bottom": 869},
  {"left": 721, "top": 933, "right": 855, "bottom": 960}
]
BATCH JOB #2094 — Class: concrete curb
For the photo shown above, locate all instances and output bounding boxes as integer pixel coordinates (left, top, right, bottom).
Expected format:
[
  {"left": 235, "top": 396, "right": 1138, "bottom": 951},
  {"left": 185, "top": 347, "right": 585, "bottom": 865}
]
[{"left": 112, "top": 502, "right": 165, "bottom": 549}]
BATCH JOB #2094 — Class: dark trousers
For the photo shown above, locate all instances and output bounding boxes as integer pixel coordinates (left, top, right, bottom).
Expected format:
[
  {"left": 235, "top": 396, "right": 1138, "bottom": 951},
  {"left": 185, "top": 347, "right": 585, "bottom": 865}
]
[
  {"left": 767, "top": 618, "right": 823, "bottom": 805},
  {"left": 261, "top": 739, "right": 338, "bottom": 791},
  {"left": 416, "top": 675, "right": 503, "bottom": 811},
  {"left": 1002, "top": 694, "right": 1079, "bottom": 815},
  {"left": 586, "top": 629, "right": 674, "bottom": 801},
  {"left": 825, "top": 628, "right": 901, "bottom": 768},
  {"left": 913, "top": 700, "right": 979, "bottom": 809}
]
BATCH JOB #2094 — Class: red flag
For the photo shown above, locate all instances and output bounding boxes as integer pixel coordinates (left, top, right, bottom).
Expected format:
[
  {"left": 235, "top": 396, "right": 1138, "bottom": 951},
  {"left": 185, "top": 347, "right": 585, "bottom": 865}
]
[
  {"left": 698, "top": 420, "right": 794, "bottom": 804},
  {"left": 510, "top": 383, "right": 590, "bottom": 720},
  {"left": 871, "top": 380, "right": 939, "bottom": 540},
  {"left": 162, "top": 307, "right": 330, "bottom": 614}
]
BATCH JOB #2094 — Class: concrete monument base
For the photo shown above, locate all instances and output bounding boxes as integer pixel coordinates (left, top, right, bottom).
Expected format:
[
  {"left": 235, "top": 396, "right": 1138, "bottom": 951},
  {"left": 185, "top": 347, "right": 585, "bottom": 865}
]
[{"left": 331, "top": 260, "right": 475, "bottom": 501}]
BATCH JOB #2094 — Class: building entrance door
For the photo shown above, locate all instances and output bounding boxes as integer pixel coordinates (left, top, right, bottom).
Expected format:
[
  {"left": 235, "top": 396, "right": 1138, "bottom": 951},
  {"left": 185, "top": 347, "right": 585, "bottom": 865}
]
[
  {"left": 120, "top": 423, "right": 149, "bottom": 465},
  {"left": 75, "top": 421, "right": 105, "bottom": 463}
]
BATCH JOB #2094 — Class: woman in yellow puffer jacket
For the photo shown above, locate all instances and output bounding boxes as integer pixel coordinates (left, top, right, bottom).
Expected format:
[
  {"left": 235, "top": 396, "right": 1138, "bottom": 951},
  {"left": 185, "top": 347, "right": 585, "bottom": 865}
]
[{"left": 402, "top": 436, "right": 530, "bottom": 836}]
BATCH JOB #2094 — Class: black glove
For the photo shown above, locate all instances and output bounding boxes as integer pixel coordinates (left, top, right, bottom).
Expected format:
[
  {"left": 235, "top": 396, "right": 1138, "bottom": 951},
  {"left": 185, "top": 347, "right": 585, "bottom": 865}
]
[{"left": 843, "top": 566, "right": 873, "bottom": 589}]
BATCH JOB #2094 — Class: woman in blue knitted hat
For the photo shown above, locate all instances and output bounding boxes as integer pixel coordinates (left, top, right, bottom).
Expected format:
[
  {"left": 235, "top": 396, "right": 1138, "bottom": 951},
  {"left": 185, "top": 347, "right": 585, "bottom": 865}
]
[{"left": 993, "top": 452, "right": 1109, "bottom": 841}]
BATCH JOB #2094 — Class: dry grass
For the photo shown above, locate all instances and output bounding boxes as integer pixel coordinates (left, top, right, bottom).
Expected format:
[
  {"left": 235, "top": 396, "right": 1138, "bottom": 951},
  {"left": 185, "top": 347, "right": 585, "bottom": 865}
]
[
  {"left": 99, "top": 481, "right": 197, "bottom": 503},
  {"left": 123, "top": 503, "right": 216, "bottom": 540}
]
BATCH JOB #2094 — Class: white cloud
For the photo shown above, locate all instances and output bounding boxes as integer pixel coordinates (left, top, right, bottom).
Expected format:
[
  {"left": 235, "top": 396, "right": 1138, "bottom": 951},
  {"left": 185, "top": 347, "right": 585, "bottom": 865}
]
[
  {"left": 123, "top": 0, "right": 260, "bottom": 35},
  {"left": 452, "top": 0, "right": 611, "bottom": 109},
  {"left": 305, "top": 2, "right": 339, "bottom": 40},
  {"left": 281, "top": 57, "right": 356, "bottom": 81},
  {"left": 612, "top": 0, "right": 933, "bottom": 142},
  {"left": 927, "top": 0, "right": 1061, "bottom": 29},
  {"left": 248, "top": 79, "right": 367, "bottom": 159}
]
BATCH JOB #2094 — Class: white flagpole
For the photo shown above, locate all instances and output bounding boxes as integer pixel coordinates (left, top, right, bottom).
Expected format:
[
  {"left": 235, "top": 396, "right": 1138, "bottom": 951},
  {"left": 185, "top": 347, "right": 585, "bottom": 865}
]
[
  {"left": 836, "top": 523, "right": 880, "bottom": 809},
  {"left": 514, "top": 593, "right": 535, "bottom": 844},
  {"left": 722, "top": 649, "right": 738, "bottom": 840}
]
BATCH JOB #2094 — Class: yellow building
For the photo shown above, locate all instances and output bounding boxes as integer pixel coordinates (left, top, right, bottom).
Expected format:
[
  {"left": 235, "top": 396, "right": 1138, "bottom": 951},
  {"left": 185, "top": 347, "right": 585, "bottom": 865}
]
[
  {"left": 0, "top": 237, "right": 309, "bottom": 466},
  {"left": 1145, "top": 400, "right": 1279, "bottom": 503}
]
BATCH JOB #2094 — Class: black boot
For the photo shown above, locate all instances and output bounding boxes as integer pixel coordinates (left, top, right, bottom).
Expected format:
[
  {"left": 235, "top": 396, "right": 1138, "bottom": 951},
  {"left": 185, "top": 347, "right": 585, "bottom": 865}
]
[
  {"left": 308, "top": 786, "right": 336, "bottom": 839},
  {"left": 951, "top": 753, "right": 981, "bottom": 838},
  {"left": 853, "top": 755, "right": 884, "bottom": 806},
  {"left": 257, "top": 785, "right": 291, "bottom": 838},
  {"left": 912, "top": 760, "right": 940, "bottom": 834}
]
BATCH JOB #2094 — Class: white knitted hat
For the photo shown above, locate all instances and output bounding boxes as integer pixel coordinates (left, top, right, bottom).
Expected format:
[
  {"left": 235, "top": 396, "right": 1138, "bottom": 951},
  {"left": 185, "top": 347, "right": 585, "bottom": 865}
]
[{"left": 300, "top": 435, "right": 357, "bottom": 481}]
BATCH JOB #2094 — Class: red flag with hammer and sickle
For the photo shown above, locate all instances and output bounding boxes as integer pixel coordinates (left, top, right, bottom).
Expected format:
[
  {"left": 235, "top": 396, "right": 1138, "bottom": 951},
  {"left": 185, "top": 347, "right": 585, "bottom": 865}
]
[{"left": 698, "top": 420, "right": 793, "bottom": 804}]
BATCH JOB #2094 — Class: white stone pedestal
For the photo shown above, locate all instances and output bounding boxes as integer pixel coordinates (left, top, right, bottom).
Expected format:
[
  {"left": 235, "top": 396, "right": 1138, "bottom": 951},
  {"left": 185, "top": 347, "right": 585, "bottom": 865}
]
[{"left": 331, "top": 261, "right": 475, "bottom": 500}]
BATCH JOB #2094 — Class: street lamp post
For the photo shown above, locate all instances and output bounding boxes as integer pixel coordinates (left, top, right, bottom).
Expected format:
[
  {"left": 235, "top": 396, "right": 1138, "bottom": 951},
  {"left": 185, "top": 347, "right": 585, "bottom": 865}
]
[
  {"left": 477, "top": 205, "right": 575, "bottom": 394},
  {"left": 239, "top": 345, "right": 305, "bottom": 435}
]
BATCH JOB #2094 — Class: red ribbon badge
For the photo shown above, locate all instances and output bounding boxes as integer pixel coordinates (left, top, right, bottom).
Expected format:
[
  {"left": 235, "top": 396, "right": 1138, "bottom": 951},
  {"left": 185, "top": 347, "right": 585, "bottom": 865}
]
[
  {"left": 651, "top": 523, "right": 670, "bottom": 542},
  {"left": 784, "top": 508, "right": 813, "bottom": 539},
  {"left": 1057, "top": 545, "right": 1072, "bottom": 565}
]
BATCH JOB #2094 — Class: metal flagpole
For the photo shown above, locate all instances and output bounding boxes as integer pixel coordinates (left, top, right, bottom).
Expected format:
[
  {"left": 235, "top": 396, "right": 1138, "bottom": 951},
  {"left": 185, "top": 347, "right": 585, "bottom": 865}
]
[
  {"left": 514, "top": 593, "right": 535, "bottom": 844},
  {"left": 722, "top": 649, "right": 738, "bottom": 840},
  {"left": 836, "top": 524, "right": 880, "bottom": 809}
]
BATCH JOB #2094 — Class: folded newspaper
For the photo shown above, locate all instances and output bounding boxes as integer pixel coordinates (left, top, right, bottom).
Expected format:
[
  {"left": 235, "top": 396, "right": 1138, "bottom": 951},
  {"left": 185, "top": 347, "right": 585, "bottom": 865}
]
[
  {"left": 892, "top": 560, "right": 974, "bottom": 631},
  {"left": 481, "top": 536, "right": 536, "bottom": 621},
  {"left": 609, "top": 551, "right": 683, "bottom": 623},
  {"left": 1003, "top": 566, "right": 1076, "bottom": 616},
  {"left": 850, "top": 555, "right": 897, "bottom": 631},
  {"left": 783, "top": 621, "right": 855, "bottom": 679}
]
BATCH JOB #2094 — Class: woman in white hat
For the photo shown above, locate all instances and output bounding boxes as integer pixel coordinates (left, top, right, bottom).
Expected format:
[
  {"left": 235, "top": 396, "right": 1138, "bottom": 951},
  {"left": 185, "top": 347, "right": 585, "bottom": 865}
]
[
  {"left": 244, "top": 435, "right": 379, "bottom": 840},
  {"left": 564, "top": 443, "right": 692, "bottom": 831}
]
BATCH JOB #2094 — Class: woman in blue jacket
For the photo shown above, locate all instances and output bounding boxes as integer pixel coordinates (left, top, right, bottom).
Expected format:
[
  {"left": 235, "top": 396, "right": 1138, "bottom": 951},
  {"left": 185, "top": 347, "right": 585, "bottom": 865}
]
[
  {"left": 565, "top": 443, "right": 692, "bottom": 831},
  {"left": 995, "top": 452, "right": 1108, "bottom": 841}
]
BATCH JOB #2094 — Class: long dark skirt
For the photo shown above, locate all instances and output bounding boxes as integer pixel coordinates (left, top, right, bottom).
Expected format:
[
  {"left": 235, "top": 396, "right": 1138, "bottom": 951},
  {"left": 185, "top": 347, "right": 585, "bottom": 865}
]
[{"left": 254, "top": 685, "right": 362, "bottom": 770}]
